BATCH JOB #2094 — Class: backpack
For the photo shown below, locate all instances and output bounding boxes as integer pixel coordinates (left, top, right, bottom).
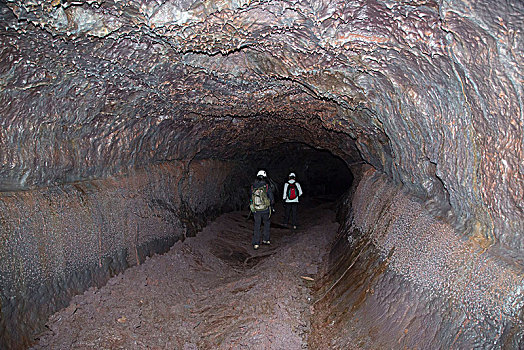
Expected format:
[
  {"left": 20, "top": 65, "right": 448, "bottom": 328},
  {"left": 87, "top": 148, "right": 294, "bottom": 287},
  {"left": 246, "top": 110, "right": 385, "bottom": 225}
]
[
  {"left": 251, "top": 184, "right": 270, "bottom": 212},
  {"left": 287, "top": 182, "right": 298, "bottom": 200}
]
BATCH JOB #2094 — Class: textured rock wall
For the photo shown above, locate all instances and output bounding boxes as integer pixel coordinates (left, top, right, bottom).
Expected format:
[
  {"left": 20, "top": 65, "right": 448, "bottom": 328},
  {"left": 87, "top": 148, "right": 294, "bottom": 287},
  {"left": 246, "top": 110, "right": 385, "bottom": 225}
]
[
  {"left": 0, "top": 0, "right": 522, "bottom": 347},
  {"left": 313, "top": 167, "right": 523, "bottom": 349},
  {"left": 0, "top": 159, "right": 244, "bottom": 349},
  {"left": 1, "top": 0, "right": 521, "bottom": 253}
]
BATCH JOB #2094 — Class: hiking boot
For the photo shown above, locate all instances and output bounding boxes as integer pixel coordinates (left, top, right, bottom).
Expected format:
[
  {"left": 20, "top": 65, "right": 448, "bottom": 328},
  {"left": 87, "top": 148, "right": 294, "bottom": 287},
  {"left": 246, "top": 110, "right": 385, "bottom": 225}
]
[
  {"left": 262, "top": 240, "right": 270, "bottom": 245},
  {"left": 253, "top": 244, "right": 259, "bottom": 250}
]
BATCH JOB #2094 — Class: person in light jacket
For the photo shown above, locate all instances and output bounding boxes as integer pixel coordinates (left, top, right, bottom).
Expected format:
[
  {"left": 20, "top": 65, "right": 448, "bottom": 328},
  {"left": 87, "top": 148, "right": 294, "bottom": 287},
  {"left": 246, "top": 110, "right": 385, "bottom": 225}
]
[{"left": 282, "top": 172, "right": 303, "bottom": 229}]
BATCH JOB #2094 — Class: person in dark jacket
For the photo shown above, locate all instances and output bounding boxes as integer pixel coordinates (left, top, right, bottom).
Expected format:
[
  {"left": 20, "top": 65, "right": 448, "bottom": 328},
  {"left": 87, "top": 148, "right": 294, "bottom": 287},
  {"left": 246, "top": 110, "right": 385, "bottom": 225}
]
[{"left": 250, "top": 170, "right": 275, "bottom": 250}]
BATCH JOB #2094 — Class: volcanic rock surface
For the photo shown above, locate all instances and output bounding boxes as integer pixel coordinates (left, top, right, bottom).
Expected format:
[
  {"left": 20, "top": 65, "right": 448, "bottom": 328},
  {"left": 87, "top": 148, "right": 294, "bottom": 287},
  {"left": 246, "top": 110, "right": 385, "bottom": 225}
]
[{"left": 0, "top": 0, "right": 522, "bottom": 348}]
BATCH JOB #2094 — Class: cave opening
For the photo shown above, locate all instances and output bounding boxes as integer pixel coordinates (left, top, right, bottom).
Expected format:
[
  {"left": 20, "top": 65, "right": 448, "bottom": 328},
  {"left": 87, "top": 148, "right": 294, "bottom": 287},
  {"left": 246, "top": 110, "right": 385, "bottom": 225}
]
[{"left": 235, "top": 142, "right": 355, "bottom": 202}]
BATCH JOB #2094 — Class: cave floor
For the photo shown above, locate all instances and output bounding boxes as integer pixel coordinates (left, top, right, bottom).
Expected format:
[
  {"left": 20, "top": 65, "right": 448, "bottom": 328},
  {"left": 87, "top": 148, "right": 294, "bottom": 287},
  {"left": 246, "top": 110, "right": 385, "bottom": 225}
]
[{"left": 32, "top": 199, "right": 341, "bottom": 349}]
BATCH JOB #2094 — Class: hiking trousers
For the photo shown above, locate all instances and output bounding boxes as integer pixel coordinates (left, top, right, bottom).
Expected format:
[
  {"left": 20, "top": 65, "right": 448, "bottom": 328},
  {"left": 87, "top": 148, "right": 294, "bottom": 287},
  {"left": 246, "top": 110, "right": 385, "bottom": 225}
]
[
  {"left": 253, "top": 210, "right": 270, "bottom": 245},
  {"left": 284, "top": 202, "right": 298, "bottom": 227}
]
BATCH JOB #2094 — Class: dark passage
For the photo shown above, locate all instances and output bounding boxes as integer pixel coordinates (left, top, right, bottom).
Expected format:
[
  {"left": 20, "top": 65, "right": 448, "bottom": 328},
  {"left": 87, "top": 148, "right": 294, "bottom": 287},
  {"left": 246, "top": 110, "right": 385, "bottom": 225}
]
[
  {"left": 248, "top": 143, "right": 353, "bottom": 197},
  {"left": 239, "top": 143, "right": 354, "bottom": 200}
]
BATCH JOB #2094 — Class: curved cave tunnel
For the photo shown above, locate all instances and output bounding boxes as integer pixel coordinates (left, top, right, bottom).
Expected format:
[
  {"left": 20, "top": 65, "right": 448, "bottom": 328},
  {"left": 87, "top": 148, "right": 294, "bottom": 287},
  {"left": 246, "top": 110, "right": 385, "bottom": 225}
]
[{"left": 0, "top": 0, "right": 523, "bottom": 349}]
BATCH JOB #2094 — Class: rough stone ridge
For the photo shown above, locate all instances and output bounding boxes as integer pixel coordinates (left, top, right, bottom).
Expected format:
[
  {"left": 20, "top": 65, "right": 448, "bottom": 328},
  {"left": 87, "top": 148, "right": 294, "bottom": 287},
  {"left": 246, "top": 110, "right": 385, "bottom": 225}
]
[{"left": 312, "top": 168, "right": 523, "bottom": 349}]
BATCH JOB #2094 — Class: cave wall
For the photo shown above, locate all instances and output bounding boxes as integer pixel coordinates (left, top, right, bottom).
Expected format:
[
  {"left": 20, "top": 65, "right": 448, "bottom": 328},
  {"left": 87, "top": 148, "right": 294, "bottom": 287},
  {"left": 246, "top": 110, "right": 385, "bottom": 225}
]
[
  {"left": 0, "top": 0, "right": 522, "bottom": 348},
  {"left": 313, "top": 167, "right": 523, "bottom": 349},
  {"left": 1, "top": 0, "right": 521, "bottom": 254},
  {"left": 0, "top": 159, "right": 245, "bottom": 349},
  {"left": 363, "top": 1, "right": 524, "bottom": 253}
]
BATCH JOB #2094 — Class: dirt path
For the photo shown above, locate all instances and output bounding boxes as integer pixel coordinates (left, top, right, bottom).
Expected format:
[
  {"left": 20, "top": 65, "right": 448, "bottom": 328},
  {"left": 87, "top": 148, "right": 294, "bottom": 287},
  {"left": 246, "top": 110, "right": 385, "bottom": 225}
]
[{"left": 32, "top": 200, "right": 339, "bottom": 349}]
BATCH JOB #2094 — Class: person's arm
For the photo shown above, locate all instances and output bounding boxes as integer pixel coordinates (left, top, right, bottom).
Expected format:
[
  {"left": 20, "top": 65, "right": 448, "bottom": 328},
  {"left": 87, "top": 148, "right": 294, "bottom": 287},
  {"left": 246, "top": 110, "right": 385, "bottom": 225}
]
[
  {"left": 267, "top": 185, "right": 275, "bottom": 206},
  {"left": 249, "top": 185, "right": 254, "bottom": 202},
  {"left": 283, "top": 183, "right": 288, "bottom": 200},
  {"left": 297, "top": 183, "right": 303, "bottom": 196}
]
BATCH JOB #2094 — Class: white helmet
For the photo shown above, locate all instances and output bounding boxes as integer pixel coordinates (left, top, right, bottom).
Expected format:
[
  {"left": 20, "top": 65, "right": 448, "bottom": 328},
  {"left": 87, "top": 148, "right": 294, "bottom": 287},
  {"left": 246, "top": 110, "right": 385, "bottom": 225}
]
[
  {"left": 288, "top": 172, "right": 296, "bottom": 178},
  {"left": 257, "top": 170, "right": 267, "bottom": 177}
]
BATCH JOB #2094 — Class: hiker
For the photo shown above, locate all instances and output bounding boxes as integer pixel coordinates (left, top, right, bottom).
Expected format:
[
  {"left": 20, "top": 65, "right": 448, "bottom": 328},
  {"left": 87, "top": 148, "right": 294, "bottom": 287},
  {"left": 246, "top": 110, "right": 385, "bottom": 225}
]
[
  {"left": 282, "top": 172, "right": 303, "bottom": 229},
  {"left": 249, "top": 170, "right": 275, "bottom": 250}
]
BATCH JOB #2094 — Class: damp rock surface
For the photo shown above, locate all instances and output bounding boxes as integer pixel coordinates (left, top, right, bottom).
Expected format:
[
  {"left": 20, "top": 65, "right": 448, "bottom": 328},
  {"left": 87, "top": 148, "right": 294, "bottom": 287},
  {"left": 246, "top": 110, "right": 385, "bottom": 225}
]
[{"left": 31, "top": 201, "right": 339, "bottom": 349}]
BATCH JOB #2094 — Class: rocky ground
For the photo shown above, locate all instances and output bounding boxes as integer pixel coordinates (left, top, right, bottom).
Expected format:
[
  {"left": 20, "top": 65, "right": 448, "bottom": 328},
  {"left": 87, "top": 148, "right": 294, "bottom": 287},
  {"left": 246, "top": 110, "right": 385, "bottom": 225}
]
[{"left": 31, "top": 199, "right": 339, "bottom": 349}]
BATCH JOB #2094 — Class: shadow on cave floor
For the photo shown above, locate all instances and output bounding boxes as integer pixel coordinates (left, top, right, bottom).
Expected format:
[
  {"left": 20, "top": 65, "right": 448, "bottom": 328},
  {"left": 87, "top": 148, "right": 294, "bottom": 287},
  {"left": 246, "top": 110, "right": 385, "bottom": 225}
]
[{"left": 32, "top": 198, "right": 341, "bottom": 349}]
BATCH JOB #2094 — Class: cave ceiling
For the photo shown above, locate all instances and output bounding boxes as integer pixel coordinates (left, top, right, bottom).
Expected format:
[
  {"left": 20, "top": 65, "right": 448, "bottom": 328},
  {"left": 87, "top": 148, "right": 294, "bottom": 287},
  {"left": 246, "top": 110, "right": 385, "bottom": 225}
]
[{"left": 0, "top": 0, "right": 522, "bottom": 252}]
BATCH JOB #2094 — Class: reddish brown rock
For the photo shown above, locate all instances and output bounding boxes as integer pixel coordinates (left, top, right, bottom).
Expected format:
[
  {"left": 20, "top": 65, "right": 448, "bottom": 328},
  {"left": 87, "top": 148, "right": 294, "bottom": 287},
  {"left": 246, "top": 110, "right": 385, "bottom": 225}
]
[{"left": 0, "top": 0, "right": 522, "bottom": 348}]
